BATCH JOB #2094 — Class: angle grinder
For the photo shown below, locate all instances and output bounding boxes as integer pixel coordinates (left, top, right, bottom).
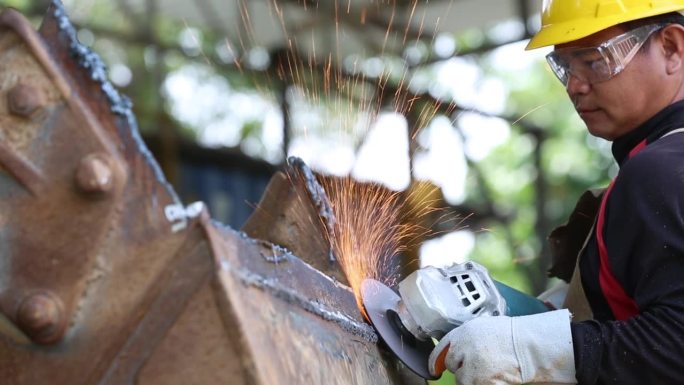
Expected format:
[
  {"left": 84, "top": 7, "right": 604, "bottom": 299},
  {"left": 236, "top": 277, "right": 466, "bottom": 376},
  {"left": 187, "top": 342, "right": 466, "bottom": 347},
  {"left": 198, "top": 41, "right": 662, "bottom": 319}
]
[{"left": 360, "top": 261, "right": 551, "bottom": 379}]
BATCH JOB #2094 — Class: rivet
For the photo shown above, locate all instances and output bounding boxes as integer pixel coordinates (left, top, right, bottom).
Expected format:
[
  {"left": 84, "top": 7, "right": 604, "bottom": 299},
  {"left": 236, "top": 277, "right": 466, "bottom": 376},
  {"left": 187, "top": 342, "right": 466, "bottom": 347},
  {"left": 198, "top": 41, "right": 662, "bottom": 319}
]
[
  {"left": 75, "top": 153, "right": 114, "bottom": 194},
  {"left": 16, "top": 292, "right": 64, "bottom": 344},
  {"left": 8, "top": 84, "right": 44, "bottom": 117}
]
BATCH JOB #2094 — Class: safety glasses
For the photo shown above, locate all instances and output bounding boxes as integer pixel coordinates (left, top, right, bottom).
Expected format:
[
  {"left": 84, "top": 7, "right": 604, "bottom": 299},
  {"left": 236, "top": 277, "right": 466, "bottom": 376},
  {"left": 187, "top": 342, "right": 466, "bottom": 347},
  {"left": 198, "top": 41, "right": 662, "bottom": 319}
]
[{"left": 546, "top": 23, "right": 666, "bottom": 87}]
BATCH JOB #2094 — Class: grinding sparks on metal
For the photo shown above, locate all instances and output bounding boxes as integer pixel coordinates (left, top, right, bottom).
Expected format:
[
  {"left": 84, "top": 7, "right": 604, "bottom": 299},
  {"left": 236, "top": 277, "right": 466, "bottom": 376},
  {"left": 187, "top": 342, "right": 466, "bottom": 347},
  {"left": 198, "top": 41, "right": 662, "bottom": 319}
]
[
  {"left": 322, "top": 178, "right": 441, "bottom": 318},
  {"left": 177, "top": 0, "right": 458, "bottom": 316},
  {"left": 261, "top": 2, "right": 452, "bottom": 316},
  {"left": 324, "top": 177, "right": 403, "bottom": 313}
]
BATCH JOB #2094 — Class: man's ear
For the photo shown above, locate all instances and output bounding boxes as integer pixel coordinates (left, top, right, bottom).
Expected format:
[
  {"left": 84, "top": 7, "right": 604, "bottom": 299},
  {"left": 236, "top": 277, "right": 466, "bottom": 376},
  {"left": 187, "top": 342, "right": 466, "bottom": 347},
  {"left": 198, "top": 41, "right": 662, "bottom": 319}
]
[{"left": 660, "top": 24, "right": 684, "bottom": 75}]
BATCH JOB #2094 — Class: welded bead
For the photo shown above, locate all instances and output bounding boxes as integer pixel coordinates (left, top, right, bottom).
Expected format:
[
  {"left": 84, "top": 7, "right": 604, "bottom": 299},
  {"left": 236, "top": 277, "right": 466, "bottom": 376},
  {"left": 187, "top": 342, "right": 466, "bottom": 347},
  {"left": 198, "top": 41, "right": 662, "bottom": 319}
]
[
  {"left": 75, "top": 153, "right": 114, "bottom": 194},
  {"left": 16, "top": 292, "right": 64, "bottom": 344},
  {"left": 7, "top": 84, "right": 44, "bottom": 117}
]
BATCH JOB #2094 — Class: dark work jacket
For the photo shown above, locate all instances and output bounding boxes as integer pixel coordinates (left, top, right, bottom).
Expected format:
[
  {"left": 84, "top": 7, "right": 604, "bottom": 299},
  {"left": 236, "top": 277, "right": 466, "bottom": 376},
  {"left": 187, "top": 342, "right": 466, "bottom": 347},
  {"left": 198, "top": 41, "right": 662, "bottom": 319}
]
[{"left": 571, "top": 100, "right": 684, "bottom": 385}]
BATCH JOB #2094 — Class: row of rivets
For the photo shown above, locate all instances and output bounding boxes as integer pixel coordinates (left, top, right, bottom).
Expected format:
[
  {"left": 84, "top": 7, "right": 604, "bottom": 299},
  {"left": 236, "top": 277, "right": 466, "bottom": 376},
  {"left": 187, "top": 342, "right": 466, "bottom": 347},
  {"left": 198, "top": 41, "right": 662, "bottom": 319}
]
[{"left": 7, "top": 84, "right": 115, "bottom": 344}]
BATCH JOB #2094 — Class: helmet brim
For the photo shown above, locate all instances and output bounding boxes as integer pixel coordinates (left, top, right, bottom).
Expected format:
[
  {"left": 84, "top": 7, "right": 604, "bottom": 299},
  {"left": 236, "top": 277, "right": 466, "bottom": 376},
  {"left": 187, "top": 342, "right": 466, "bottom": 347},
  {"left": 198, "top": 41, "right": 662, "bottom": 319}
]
[{"left": 526, "top": 6, "right": 684, "bottom": 50}]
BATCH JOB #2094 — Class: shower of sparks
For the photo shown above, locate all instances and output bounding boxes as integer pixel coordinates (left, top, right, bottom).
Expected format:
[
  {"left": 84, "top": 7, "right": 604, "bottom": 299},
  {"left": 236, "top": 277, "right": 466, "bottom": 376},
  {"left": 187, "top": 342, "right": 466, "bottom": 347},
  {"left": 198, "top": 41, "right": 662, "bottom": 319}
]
[
  {"left": 325, "top": 177, "right": 403, "bottom": 308},
  {"left": 321, "top": 176, "right": 447, "bottom": 314},
  {"left": 182, "top": 0, "right": 502, "bottom": 312},
  {"left": 250, "top": 1, "right": 454, "bottom": 312}
]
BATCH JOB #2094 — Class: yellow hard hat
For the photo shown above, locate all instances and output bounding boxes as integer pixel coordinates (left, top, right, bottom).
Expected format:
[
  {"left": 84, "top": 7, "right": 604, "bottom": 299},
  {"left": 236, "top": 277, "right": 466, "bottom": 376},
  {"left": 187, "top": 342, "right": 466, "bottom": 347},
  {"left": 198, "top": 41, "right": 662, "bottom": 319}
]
[{"left": 526, "top": 0, "right": 684, "bottom": 50}]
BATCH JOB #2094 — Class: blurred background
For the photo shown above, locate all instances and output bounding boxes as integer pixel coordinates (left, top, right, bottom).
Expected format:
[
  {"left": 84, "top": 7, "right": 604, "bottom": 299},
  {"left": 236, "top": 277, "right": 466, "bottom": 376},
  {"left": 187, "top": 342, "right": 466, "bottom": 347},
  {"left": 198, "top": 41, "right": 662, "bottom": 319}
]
[{"left": 2, "top": 0, "right": 616, "bottom": 296}]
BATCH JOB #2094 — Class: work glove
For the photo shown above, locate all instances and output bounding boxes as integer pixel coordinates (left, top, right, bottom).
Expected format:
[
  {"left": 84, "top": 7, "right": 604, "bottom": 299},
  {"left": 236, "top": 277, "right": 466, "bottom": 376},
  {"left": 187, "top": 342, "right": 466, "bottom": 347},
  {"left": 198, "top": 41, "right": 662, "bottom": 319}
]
[{"left": 428, "top": 309, "right": 576, "bottom": 385}]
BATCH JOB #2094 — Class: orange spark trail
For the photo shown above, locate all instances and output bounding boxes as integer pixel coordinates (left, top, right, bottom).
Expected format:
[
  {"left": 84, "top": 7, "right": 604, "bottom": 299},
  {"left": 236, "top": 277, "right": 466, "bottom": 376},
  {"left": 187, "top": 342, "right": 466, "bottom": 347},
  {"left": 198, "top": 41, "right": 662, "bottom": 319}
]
[
  {"left": 322, "top": 177, "right": 405, "bottom": 311},
  {"left": 320, "top": 177, "right": 443, "bottom": 314},
  {"left": 228, "top": 0, "right": 468, "bottom": 313},
  {"left": 175, "top": 0, "right": 484, "bottom": 316}
]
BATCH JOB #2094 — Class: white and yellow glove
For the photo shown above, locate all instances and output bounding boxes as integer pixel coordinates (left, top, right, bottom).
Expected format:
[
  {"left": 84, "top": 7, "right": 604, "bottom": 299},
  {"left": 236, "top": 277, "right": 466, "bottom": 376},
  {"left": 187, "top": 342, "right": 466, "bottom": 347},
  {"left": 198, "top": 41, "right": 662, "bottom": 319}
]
[{"left": 428, "top": 309, "right": 576, "bottom": 385}]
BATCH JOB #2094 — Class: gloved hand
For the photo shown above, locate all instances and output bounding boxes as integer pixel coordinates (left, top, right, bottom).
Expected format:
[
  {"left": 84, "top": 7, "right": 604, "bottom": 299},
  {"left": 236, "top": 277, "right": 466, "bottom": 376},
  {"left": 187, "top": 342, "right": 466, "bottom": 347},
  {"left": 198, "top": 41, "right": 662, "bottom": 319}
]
[{"left": 428, "top": 309, "right": 576, "bottom": 385}]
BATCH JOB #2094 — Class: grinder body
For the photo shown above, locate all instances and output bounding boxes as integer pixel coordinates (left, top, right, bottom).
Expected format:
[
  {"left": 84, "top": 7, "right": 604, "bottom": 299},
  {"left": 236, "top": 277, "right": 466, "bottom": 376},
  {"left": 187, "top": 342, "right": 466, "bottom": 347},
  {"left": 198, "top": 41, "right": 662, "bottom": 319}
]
[{"left": 396, "top": 262, "right": 550, "bottom": 342}]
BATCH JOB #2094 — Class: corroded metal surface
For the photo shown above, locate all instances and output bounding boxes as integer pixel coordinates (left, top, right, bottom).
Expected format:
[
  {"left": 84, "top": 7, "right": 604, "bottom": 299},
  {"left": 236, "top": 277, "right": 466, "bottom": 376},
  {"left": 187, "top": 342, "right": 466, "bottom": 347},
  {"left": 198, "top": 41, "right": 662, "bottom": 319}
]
[
  {"left": 0, "top": 4, "right": 130, "bottom": 345},
  {"left": 242, "top": 158, "right": 347, "bottom": 285},
  {"left": 206, "top": 223, "right": 424, "bottom": 385},
  {"left": 0, "top": 2, "right": 425, "bottom": 384}
]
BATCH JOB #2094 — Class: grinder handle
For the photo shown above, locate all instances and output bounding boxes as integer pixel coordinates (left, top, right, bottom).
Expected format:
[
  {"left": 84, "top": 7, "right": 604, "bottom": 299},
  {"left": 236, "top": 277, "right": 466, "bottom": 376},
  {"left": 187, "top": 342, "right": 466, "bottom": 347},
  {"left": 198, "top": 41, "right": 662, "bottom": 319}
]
[
  {"left": 431, "top": 342, "right": 450, "bottom": 376},
  {"left": 493, "top": 281, "right": 552, "bottom": 316}
]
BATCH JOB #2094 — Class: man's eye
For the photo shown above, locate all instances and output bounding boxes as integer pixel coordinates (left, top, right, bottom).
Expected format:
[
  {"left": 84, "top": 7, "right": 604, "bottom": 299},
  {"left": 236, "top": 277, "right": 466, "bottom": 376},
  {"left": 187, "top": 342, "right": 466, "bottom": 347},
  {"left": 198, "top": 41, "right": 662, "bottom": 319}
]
[
  {"left": 579, "top": 55, "right": 601, "bottom": 66},
  {"left": 588, "top": 59, "right": 607, "bottom": 72},
  {"left": 572, "top": 56, "right": 603, "bottom": 73}
]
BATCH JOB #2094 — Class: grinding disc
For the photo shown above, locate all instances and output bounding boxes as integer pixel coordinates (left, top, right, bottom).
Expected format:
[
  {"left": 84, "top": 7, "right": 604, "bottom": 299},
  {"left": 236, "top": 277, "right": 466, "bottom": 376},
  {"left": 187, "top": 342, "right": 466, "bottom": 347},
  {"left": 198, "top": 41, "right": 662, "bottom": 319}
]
[{"left": 361, "top": 278, "right": 437, "bottom": 380}]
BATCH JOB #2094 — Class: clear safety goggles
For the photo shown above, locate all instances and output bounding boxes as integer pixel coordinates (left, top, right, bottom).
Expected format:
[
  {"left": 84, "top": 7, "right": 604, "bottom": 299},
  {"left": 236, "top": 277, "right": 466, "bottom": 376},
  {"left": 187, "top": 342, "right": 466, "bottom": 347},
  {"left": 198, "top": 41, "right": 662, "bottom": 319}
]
[{"left": 546, "top": 23, "right": 666, "bottom": 86}]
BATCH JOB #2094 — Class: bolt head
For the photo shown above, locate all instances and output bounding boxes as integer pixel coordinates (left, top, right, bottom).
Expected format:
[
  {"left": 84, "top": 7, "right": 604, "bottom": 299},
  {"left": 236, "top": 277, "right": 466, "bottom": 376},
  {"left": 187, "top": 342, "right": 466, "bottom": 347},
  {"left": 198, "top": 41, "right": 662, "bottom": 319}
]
[
  {"left": 8, "top": 84, "right": 44, "bottom": 117},
  {"left": 16, "top": 292, "right": 64, "bottom": 344},
  {"left": 75, "top": 153, "right": 114, "bottom": 194}
]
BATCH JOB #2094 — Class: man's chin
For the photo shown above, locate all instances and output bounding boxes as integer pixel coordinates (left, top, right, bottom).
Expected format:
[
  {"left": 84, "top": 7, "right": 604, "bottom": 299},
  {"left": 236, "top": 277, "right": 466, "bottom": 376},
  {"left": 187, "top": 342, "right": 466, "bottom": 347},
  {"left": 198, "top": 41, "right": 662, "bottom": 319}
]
[{"left": 584, "top": 124, "right": 616, "bottom": 141}]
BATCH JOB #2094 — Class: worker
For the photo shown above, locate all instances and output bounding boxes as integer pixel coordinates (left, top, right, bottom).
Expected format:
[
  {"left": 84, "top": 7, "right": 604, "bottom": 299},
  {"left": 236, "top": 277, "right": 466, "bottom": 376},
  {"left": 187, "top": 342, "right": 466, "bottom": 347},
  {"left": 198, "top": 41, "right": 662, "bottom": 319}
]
[{"left": 428, "top": 1, "right": 684, "bottom": 384}]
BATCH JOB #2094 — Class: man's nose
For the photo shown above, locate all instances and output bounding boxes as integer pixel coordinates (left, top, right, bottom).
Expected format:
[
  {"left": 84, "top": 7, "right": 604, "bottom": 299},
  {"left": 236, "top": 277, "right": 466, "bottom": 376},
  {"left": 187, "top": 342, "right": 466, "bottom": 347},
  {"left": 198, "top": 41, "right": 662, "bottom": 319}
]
[{"left": 565, "top": 73, "right": 590, "bottom": 95}]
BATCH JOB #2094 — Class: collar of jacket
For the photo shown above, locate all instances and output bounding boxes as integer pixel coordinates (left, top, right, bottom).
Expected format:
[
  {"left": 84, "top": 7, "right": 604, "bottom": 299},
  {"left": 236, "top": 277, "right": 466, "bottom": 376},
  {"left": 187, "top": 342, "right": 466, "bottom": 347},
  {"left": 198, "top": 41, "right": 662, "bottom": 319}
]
[{"left": 611, "top": 99, "right": 684, "bottom": 166}]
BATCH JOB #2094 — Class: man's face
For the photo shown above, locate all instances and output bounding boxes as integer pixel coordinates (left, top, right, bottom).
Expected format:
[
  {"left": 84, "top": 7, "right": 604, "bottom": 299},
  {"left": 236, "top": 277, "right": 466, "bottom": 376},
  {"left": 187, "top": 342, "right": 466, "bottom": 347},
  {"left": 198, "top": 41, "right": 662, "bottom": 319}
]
[{"left": 555, "top": 25, "right": 673, "bottom": 141}]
